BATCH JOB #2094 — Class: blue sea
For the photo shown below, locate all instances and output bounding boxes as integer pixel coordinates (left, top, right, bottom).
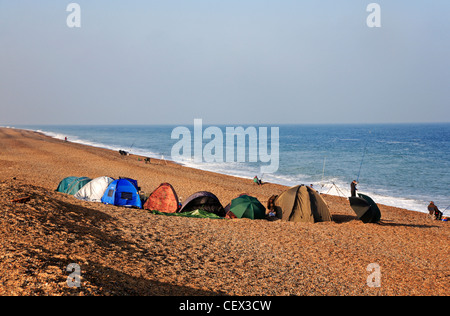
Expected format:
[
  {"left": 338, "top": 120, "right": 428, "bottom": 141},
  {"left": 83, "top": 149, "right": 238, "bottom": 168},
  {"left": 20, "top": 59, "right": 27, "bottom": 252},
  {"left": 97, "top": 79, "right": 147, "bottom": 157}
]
[{"left": 7, "top": 123, "right": 450, "bottom": 215}]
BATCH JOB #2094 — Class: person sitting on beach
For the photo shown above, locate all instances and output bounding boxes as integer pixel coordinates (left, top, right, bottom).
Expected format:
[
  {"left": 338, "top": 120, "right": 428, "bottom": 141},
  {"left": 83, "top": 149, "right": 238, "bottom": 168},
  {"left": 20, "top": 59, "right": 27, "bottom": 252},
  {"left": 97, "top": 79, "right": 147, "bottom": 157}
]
[
  {"left": 351, "top": 180, "right": 358, "bottom": 197},
  {"left": 427, "top": 201, "right": 443, "bottom": 220},
  {"left": 267, "top": 195, "right": 278, "bottom": 218},
  {"left": 253, "top": 176, "right": 262, "bottom": 186}
]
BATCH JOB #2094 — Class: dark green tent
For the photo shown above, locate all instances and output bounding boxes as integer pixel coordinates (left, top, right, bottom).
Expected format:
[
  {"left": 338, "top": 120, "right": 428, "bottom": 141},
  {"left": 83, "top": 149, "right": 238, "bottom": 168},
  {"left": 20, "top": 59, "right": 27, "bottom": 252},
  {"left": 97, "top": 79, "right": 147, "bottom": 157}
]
[
  {"left": 56, "top": 177, "right": 92, "bottom": 195},
  {"left": 349, "top": 193, "right": 381, "bottom": 223},
  {"left": 230, "top": 195, "right": 266, "bottom": 220}
]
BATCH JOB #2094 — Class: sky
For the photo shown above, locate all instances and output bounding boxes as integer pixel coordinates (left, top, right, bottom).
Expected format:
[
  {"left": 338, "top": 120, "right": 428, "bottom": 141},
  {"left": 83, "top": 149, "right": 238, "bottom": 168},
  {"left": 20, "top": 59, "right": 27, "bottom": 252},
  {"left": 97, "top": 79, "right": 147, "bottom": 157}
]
[{"left": 0, "top": 0, "right": 449, "bottom": 125}]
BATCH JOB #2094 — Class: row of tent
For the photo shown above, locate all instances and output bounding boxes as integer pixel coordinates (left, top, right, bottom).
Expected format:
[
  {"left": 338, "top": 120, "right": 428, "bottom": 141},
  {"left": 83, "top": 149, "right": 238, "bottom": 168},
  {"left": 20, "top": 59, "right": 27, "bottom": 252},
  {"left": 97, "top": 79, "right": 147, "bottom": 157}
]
[
  {"left": 56, "top": 176, "right": 143, "bottom": 208},
  {"left": 56, "top": 176, "right": 380, "bottom": 223},
  {"left": 55, "top": 176, "right": 265, "bottom": 220}
]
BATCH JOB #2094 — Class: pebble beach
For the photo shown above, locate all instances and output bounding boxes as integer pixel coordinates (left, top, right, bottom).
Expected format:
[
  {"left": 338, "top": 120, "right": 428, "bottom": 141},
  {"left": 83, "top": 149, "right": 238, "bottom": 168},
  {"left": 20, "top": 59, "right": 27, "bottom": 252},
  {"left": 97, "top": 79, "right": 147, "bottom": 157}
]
[{"left": 0, "top": 127, "right": 448, "bottom": 296}]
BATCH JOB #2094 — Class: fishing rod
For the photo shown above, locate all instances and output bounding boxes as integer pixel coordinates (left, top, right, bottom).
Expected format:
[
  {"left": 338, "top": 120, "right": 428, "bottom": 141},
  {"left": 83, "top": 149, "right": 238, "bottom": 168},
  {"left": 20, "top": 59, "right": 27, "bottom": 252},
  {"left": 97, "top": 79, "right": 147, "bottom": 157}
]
[
  {"left": 128, "top": 141, "right": 136, "bottom": 153},
  {"left": 321, "top": 157, "right": 326, "bottom": 188},
  {"left": 357, "top": 143, "right": 367, "bottom": 182},
  {"left": 442, "top": 204, "right": 450, "bottom": 214},
  {"left": 356, "top": 131, "right": 371, "bottom": 182}
]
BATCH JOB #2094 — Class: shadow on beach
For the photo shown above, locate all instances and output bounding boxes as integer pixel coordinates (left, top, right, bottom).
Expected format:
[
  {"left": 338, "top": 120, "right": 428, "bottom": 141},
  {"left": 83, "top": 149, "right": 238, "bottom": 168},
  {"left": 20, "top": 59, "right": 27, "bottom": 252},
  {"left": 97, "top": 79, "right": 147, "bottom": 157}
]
[
  {"left": 377, "top": 219, "right": 441, "bottom": 229},
  {"left": 1, "top": 181, "right": 224, "bottom": 296}
]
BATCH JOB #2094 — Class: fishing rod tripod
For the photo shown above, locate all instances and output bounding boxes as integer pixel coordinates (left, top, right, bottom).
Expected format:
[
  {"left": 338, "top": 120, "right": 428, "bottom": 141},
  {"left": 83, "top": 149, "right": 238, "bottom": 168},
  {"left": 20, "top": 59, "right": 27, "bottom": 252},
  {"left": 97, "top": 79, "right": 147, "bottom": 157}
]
[{"left": 326, "top": 181, "right": 349, "bottom": 198}]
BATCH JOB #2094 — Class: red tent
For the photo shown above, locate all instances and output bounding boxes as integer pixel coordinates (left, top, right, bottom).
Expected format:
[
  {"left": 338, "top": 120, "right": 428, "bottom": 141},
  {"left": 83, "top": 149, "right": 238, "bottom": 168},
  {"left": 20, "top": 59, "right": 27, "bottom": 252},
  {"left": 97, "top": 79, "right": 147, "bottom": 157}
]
[{"left": 143, "top": 183, "right": 179, "bottom": 213}]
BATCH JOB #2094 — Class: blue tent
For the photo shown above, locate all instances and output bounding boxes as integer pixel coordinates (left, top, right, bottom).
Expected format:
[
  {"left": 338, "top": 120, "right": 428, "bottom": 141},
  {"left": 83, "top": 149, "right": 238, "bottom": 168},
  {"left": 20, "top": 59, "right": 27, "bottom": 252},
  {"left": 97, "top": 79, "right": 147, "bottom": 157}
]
[{"left": 101, "top": 178, "right": 142, "bottom": 208}]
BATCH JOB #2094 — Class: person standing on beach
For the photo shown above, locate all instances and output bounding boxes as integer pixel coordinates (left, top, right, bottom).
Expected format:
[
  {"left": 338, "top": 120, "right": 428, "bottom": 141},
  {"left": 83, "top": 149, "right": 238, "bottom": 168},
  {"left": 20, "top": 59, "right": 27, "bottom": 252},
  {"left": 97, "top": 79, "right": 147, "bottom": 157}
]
[
  {"left": 427, "top": 201, "right": 443, "bottom": 220},
  {"left": 351, "top": 180, "right": 358, "bottom": 197}
]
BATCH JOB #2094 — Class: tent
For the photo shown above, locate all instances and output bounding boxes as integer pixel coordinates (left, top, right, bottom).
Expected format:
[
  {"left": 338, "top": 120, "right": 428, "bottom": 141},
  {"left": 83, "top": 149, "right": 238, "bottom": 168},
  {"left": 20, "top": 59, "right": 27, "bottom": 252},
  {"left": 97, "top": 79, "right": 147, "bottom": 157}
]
[
  {"left": 224, "top": 203, "right": 237, "bottom": 219},
  {"left": 56, "top": 177, "right": 92, "bottom": 195},
  {"left": 349, "top": 193, "right": 381, "bottom": 223},
  {"left": 118, "top": 177, "right": 139, "bottom": 191},
  {"left": 229, "top": 195, "right": 266, "bottom": 220},
  {"left": 272, "top": 185, "right": 332, "bottom": 223},
  {"left": 143, "top": 183, "right": 179, "bottom": 213},
  {"left": 179, "top": 191, "right": 225, "bottom": 217},
  {"left": 74, "top": 176, "right": 114, "bottom": 202},
  {"left": 56, "top": 177, "right": 78, "bottom": 193},
  {"left": 101, "top": 178, "right": 142, "bottom": 208}
]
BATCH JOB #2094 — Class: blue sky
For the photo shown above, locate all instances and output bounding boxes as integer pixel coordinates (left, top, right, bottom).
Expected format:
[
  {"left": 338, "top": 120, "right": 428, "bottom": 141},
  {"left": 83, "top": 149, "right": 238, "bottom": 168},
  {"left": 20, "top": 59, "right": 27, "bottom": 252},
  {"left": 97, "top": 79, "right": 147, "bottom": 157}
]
[{"left": 0, "top": 1, "right": 449, "bottom": 125}]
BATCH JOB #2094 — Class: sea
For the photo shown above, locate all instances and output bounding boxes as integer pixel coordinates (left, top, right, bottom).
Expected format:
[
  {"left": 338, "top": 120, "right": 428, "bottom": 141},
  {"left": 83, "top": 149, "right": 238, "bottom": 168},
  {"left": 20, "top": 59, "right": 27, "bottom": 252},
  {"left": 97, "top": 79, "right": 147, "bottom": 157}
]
[{"left": 6, "top": 123, "right": 450, "bottom": 215}]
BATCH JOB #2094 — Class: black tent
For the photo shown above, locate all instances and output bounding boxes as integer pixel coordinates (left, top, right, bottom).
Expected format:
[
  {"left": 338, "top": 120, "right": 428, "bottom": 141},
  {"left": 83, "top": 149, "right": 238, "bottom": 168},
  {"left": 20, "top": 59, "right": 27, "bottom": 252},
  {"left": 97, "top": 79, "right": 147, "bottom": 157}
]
[
  {"left": 349, "top": 193, "right": 381, "bottom": 223},
  {"left": 179, "top": 191, "right": 226, "bottom": 217}
]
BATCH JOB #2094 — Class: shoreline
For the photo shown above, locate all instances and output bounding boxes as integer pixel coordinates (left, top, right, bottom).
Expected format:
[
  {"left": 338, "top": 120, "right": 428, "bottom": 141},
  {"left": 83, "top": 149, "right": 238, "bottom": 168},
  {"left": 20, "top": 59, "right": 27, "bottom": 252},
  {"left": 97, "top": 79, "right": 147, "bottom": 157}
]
[
  {"left": 4, "top": 125, "right": 434, "bottom": 215},
  {"left": 0, "top": 127, "right": 448, "bottom": 296},
  {"left": 0, "top": 127, "right": 289, "bottom": 209}
]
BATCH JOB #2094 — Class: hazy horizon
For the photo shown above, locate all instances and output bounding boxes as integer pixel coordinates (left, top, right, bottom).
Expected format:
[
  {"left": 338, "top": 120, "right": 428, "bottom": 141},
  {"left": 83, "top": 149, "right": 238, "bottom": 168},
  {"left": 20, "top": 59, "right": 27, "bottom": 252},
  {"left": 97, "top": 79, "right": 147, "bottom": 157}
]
[
  {"left": 5, "top": 121, "right": 450, "bottom": 128},
  {"left": 1, "top": 1, "right": 449, "bottom": 125}
]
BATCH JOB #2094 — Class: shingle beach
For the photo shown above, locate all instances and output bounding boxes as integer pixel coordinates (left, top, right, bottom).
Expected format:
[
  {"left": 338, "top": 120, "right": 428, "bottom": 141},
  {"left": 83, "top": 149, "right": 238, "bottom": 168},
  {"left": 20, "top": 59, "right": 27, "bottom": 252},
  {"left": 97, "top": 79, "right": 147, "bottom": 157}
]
[{"left": 0, "top": 128, "right": 448, "bottom": 296}]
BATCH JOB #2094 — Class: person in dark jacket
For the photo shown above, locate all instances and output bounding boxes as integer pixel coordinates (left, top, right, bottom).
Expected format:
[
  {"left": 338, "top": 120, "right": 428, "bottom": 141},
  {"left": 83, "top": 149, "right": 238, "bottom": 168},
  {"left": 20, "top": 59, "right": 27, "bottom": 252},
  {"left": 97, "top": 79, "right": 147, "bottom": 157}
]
[
  {"left": 351, "top": 180, "right": 358, "bottom": 197},
  {"left": 427, "top": 201, "right": 442, "bottom": 220}
]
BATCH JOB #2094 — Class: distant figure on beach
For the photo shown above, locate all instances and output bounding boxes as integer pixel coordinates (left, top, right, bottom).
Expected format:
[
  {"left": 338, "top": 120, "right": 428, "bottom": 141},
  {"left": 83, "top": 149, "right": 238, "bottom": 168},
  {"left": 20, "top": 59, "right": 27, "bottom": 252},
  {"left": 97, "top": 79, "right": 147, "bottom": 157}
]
[
  {"left": 253, "top": 176, "right": 262, "bottom": 186},
  {"left": 310, "top": 184, "right": 319, "bottom": 194},
  {"left": 427, "top": 201, "right": 443, "bottom": 220},
  {"left": 64, "top": 137, "right": 68, "bottom": 142},
  {"left": 351, "top": 180, "right": 358, "bottom": 197}
]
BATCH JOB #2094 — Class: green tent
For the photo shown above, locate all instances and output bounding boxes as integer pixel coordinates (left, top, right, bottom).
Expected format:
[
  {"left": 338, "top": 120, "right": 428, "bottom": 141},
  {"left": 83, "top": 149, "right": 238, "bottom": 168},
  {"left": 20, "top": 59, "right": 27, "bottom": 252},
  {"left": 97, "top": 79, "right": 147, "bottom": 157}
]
[
  {"left": 56, "top": 176, "right": 78, "bottom": 193},
  {"left": 56, "top": 176, "right": 92, "bottom": 195},
  {"left": 229, "top": 195, "right": 266, "bottom": 220}
]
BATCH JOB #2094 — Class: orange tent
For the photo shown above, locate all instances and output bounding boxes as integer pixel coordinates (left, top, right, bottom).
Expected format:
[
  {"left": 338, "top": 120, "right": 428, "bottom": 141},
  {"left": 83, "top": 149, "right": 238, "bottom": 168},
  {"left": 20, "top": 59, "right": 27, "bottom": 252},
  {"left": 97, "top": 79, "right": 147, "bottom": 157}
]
[{"left": 144, "top": 183, "right": 179, "bottom": 213}]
